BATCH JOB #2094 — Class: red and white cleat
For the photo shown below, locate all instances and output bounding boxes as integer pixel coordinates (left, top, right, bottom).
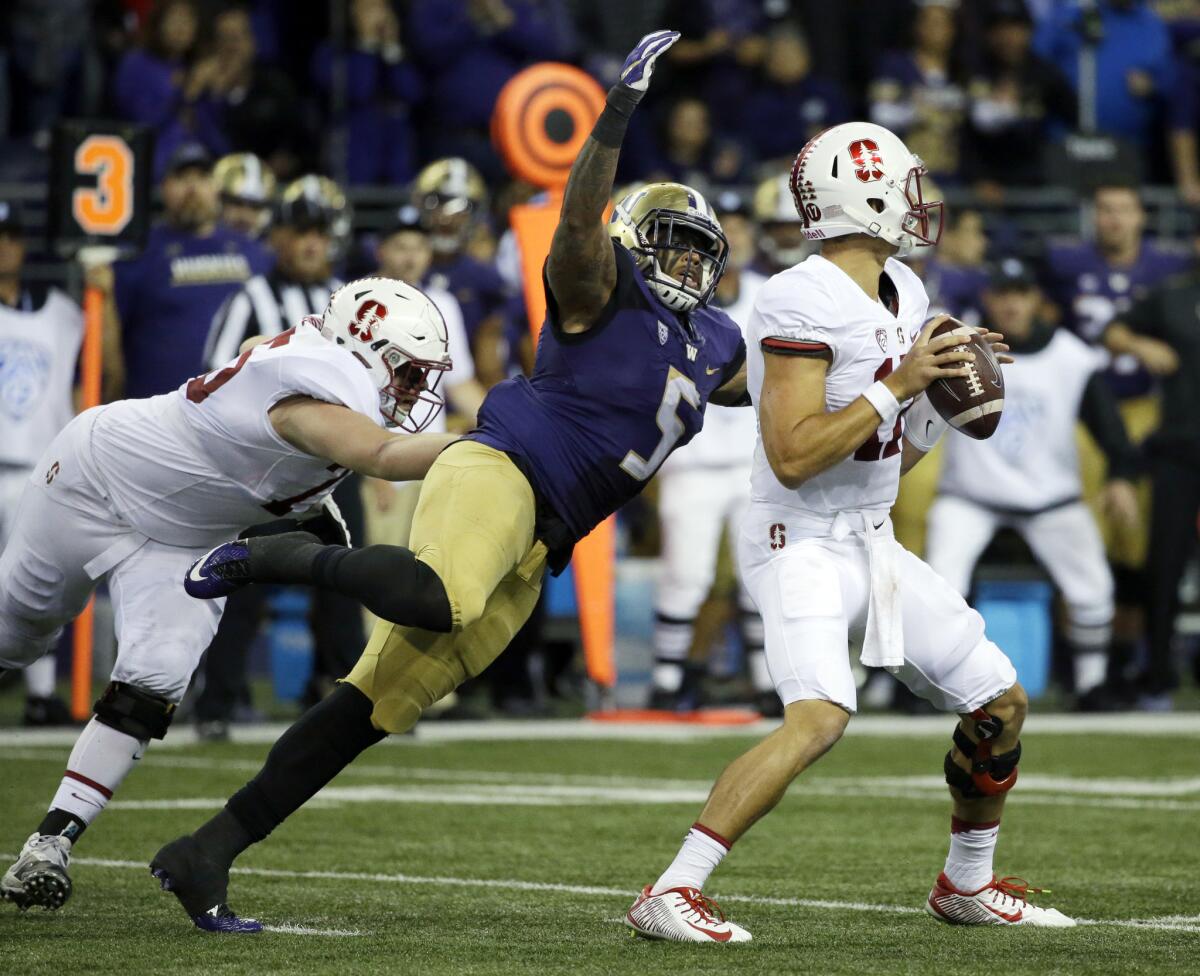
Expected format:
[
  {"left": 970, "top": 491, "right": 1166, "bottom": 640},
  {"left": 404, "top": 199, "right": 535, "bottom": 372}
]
[
  {"left": 926, "top": 873, "right": 1075, "bottom": 927},
  {"left": 626, "top": 885, "right": 752, "bottom": 943}
]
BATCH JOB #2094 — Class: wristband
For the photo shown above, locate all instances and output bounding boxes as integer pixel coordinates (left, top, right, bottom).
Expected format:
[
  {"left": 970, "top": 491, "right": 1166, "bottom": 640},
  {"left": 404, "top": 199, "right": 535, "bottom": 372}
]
[
  {"left": 592, "top": 84, "right": 641, "bottom": 147},
  {"left": 903, "top": 392, "right": 948, "bottom": 452},
  {"left": 862, "top": 380, "right": 901, "bottom": 427}
]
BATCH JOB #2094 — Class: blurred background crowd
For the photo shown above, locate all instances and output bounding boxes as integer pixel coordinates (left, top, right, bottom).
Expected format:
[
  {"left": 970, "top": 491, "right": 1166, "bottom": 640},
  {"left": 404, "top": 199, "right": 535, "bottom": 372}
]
[{"left": 1, "top": 0, "right": 1199, "bottom": 730}]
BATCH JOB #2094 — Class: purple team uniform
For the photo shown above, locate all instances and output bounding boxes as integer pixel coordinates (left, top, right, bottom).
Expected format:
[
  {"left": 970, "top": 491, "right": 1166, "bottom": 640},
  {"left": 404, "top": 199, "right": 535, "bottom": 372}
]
[
  {"left": 468, "top": 241, "right": 746, "bottom": 545},
  {"left": 1041, "top": 240, "right": 1193, "bottom": 399},
  {"left": 114, "top": 224, "right": 273, "bottom": 399}
]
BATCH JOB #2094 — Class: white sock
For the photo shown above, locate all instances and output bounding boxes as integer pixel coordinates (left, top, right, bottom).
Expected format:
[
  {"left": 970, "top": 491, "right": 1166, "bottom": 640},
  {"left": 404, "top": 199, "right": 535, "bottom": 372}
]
[
  {"left": 23, "top": 655, "right": 57, "bottom": 699},
  {"left": 1074, "top": 650, "right": 1108, "bottom": 694},
  {"left": 47, "top": 719, "right": 146, "bottom": 828},
  {"left": 943, "top": 816, "right": 1000, "bottom": 892},
  {"left": 651, "top": 824, "right": 731, "bottom": 895},
  {"left": 652, "top": 613, "right": 694, "bottom": 692}
]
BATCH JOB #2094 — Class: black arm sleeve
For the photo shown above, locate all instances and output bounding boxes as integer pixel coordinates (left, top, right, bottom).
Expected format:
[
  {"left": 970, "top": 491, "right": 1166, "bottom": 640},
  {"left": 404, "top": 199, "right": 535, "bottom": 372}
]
[{"left": 1079, "top": 373, "right": 1140, "bottom": 480}]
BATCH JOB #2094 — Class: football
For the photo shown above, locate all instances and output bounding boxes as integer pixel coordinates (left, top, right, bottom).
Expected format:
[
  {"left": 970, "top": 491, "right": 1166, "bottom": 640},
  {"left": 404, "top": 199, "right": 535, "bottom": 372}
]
[{"left": 924, "top": 318, "right": 1005, "bottom": 439}]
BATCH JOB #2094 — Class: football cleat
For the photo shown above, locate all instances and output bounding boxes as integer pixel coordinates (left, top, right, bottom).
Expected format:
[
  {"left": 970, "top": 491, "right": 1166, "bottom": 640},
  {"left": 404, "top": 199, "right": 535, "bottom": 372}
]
[
  {"left": 1, "top": 832, "right": 73, "bottom": 911},
  {"left": 22, "top": 694, "right": 75, "bottom": 727},
  {"left": 925, "top": 873, "right": 1075, "bottom": 927},
  {"left": 185, "top": 541, "right": 251, "bottom": 599},
  {"left": 150, "top": 835, "right": 262, "bottom": 934},
  {"left": 626, "top": 885, "right": 752, "bottom": 943}
]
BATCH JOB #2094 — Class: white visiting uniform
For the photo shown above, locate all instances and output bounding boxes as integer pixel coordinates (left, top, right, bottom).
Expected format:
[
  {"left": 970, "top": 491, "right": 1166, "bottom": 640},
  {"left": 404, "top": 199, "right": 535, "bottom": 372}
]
[
  {"left": 0, "top": 319, "right": 379, "bottom": 700},
  {"left": 737, "top": 123, "right": 1015, "bottom": 714},
  {"left": 926, "top": 329, "right": 1114, "bottom": 656},
  {"left": 656, "top": 269, "right": 764, "bottom": 610}
]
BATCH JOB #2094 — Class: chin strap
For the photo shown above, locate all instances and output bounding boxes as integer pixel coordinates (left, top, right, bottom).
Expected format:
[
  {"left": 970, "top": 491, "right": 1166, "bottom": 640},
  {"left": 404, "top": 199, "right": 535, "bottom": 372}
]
[{"left": 944, "top": 708, "right": 1021, "bottom": 798}]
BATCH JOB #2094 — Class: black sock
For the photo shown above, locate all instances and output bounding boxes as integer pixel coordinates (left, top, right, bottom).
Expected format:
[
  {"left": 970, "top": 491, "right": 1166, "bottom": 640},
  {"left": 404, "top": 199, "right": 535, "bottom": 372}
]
[
  {"left": 248, "top": 535, "right": 452, "bottom": 632},
  {"left": 212, "top": 684, "right": 385, "bottom": 867},
  {"left": 246, "top": 531, "right": 326, "bottom": 583},
  {"left": 311, "top": 545, "right": 452, "bottom": 631},
  {"left": 38, "top": 809, "right": 88, "bottom": 843},
  {"left": 191, "top": 809, "right": 254, "bottom": 867}
]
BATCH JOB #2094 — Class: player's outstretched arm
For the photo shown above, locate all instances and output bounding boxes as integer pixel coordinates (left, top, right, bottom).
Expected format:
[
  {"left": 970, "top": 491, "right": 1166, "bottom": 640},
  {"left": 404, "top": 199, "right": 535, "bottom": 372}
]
[
  {"left": 269, "top": 396, "right": 458, "bottom": 481},
  {"left": 546, "top": 29, "right": 679, "bottom": 333},
  {"left": 761, "top": 317, "right": 973, "bottom": 489}
]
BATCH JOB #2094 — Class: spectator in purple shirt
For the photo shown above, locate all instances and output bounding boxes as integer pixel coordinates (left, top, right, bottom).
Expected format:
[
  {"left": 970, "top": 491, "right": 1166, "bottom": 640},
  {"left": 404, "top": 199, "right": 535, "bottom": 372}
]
[
  {"left": 200, "top": 2, "right": 315, "bottom": 183},
  {"left": 638, "top": 97, "right": 750, "bottom": 188},
  {"left": 312, "top": 0, "right": 424, "bottom": 185},
  {"left": 93, "top": 143, "right": 273, "bottom": 401},
  {"left": 660, "top": 0, "right": 769, "bottom": 121},
  {"left": 738, "top": 25, "right": 851, "bottom": 167},
  {"left": 407, "top": 0, "right": 576, "bottom": 181},
  {"left": 869, "top": 0, "right": 969, "bottom": 182},
  {"left": 111, "top": 0, "right": 229, "bottom": 178}
]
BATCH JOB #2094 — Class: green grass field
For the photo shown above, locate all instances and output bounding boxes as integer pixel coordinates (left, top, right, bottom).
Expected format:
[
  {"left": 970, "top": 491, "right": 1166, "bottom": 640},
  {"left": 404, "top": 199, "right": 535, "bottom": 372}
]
[{"left": 2, "top": 714, "right": 1198, "bottom": 976}]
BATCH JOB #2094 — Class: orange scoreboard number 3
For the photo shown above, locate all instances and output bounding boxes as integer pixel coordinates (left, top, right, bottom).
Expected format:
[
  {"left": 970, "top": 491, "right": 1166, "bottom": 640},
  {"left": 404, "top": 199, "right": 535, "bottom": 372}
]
[
  {"left": 49, "top": 120, "right": 151, "bottom": 252},
  {"left": 72, "top": 134, "right": 135, "bottom": 236}
]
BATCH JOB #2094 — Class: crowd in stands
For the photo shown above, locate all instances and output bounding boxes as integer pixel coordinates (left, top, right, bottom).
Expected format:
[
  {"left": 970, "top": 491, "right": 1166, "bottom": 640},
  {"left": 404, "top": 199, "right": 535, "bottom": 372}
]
[{"left": 1, "top": 0, "right": 1198, "bottom": 198}]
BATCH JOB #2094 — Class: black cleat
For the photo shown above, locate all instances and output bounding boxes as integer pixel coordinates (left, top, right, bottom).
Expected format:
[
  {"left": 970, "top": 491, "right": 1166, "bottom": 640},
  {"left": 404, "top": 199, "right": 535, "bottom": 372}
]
[
  {"left": 22, "top": 695, "right": 75, "bottom": 727},
  {"left": 150, "top": 836, "right": 261, "bottom": 933}
]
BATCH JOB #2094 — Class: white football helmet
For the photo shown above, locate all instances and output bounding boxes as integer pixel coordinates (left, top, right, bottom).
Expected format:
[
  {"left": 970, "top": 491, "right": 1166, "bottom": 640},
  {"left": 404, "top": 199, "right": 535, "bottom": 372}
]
[
  {"left": 320, "top": 278, "right": 452, "bottom": 431},
  {"left": 788, "top": 122, "right": 943, "bottom": 257}
]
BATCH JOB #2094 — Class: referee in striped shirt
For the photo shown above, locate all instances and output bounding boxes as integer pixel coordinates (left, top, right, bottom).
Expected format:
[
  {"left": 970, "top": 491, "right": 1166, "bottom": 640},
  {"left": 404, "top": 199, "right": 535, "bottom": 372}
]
[
  {"left": 203, "top": 196, "right": 340, "bottom": 370},
  {"left": 194, "top": 189, "right": 364, "bottom": 738}
]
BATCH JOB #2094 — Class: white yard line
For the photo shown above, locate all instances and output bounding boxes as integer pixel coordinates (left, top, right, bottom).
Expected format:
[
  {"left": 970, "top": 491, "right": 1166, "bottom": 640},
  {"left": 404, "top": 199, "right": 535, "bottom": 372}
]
[
  {"left": 104, "top": 781, "right": 1200, "bottom": 813},
  {"left": 259, "top": 923, "right": 364, "bottom": 937},
  {"left": 8, "top": 747, "right": 1199, "bottom": 811},
  {"left": 3, "top": 712, "right": 1200, "bottom": 748},
  {"left": 34, "top": 855, "right": 1200, "bottom": 935}
]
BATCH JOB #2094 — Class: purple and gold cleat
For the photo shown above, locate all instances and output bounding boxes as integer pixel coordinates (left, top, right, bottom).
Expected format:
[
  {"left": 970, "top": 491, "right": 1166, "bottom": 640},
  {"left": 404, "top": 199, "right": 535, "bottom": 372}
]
[
  {"left": 151, "top": 836, "right": 262, "bottom": 934},
  {"left": 184, "top": 541, "right": 251, "bottom": 599}
]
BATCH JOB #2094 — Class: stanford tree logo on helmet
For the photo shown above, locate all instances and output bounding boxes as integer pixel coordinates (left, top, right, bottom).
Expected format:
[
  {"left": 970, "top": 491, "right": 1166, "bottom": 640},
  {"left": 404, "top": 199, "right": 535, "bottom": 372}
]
[
  {"left": 320, "top": 278, "right": 452, "bottom": 431},
  {"left": 789, "top": 123, "right": 943, "bottom": 257}
]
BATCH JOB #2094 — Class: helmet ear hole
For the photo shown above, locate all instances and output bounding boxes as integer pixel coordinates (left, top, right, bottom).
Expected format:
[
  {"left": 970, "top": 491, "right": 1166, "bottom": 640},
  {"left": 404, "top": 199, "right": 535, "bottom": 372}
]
[
  {"left": 867, "top": 198, "right": 885, "bottom": 214},
  {"left": 830, "top": 156, "right": 838, "bottom": 179}
]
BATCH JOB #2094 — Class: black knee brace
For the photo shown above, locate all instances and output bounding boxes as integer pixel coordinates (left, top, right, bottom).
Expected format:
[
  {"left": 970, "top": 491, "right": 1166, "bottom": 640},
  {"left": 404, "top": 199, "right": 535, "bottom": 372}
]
[
  {"left": 94, "top": 681, "right": 176, "bottom": 740},
  {"left": 944, "top": 708, "right": 1021, "bottom": 798}
]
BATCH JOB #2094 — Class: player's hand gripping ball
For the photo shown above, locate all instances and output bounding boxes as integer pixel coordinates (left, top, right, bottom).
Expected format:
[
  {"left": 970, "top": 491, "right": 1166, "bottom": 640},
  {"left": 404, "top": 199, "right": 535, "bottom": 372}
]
[
  {"left": 925, "top": 318, "right": 1006, "bottom": 439},
  {"left": 619, "top": 30, "right": 681, "bottom": 93}
]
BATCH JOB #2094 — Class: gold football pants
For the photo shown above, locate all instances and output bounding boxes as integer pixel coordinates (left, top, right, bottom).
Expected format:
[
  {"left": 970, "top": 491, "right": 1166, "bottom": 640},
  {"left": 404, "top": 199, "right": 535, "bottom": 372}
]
[{"left": 346, "top": 441, "right": 547, "bottom": 732}]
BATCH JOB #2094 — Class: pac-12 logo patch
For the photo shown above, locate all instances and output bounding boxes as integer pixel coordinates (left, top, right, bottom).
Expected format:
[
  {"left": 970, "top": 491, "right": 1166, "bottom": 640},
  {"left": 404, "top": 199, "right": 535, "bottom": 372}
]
[
  {"left": 849, "top": 139, "right": 885, "bottom": 183},
  {"left": 350, "top": 300, "right": 388, "bottom": 342},
  {"left": 875, "top": 327, "right": 888, "bottom": 352},
  {"left": 0, "top": 338, "right": 51, "bottom": 421},
  {"left": 657, "top": 320, "right": 669, "bottom": 345},
  {"left": 769, "top": 523, "right": 786, "bottom": 550}
]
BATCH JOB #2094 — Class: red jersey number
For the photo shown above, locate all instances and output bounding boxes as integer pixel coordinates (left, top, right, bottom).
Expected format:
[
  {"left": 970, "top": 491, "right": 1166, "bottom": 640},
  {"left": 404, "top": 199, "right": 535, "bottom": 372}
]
[
  {"left": 853, "top": 356, "right": 905, "bottom": 462},
  {"left": 185, "top": 330, "right": 294, "bottom": 404}
]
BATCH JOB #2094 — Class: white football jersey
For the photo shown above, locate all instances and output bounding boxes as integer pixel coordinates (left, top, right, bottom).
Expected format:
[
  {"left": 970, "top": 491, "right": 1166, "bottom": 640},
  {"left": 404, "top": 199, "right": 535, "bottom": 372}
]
[
  {"left": 747, "top": 254, "right": 930, "bottom": 516},
  {"left": 0, "top": 288, "right": 83, "bottom": 467},
  {"left": 939, "top": 329, "right": 1103, "bottom": 511},
  {"left": 661, "top": 269, "right": 766, "bottom": 471},
  {"left": 77, "top": 320, "right": 381, "bottom": 547},
  {"left": 425, "top": 284, "right": 474, "bottom": 435}
]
